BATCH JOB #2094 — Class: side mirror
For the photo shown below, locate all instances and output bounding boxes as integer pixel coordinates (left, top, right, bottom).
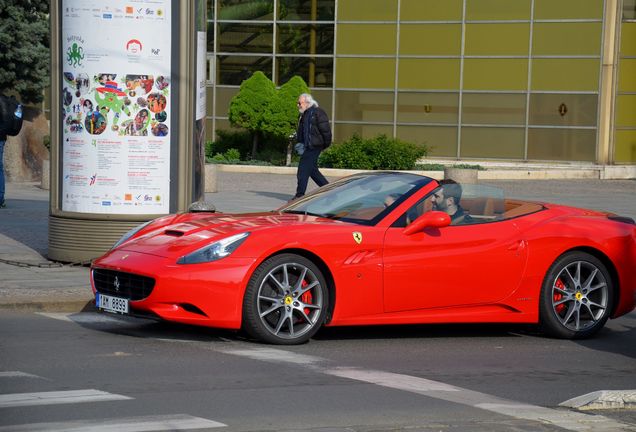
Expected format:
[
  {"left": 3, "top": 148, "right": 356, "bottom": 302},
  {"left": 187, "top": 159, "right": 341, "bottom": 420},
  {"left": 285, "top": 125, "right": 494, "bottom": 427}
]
[{"left": 403, "top": 211, "right": 451, "bottom": 235}]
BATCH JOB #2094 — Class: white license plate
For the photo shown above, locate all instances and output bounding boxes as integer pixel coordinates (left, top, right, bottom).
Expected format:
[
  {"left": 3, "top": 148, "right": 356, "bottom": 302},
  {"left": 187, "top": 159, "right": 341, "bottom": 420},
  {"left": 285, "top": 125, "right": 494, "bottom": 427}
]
[{"left": 96, "top": 293, "right": 129, "bottom": 314}]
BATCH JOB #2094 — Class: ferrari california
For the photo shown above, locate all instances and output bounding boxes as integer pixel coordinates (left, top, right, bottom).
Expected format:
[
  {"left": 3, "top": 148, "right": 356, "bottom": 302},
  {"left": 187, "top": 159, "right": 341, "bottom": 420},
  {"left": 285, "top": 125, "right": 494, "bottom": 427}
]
[{"left": 91, "top": 172, "right": 636, "bottom": 344}]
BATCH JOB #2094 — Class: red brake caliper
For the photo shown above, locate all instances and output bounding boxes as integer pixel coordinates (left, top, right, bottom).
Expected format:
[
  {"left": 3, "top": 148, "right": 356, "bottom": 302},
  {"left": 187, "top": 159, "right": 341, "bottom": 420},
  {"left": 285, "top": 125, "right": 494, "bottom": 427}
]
[
  {"left": 300, "top": 279, "right": 313, "bottom": 315},
  {"left": 553, "top": 279, "right": 565, "bottom": 313}
]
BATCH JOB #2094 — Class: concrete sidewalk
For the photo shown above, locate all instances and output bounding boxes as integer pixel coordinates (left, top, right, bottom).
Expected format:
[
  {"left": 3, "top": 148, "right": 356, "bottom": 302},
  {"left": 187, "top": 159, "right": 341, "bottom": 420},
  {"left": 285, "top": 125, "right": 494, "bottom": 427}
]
[{"left": 0, "top": 170, "right": 634, "bottom": 312}]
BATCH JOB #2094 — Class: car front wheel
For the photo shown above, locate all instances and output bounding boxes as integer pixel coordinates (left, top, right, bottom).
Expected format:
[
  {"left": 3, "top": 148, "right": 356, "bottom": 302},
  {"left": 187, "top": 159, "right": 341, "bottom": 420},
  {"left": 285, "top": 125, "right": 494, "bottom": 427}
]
[
  {"left": 539, "top": 251, "right": 613, "bottom": 339},
  {"left": 242, "top": 253, "right": 328, "bottom": 345}
]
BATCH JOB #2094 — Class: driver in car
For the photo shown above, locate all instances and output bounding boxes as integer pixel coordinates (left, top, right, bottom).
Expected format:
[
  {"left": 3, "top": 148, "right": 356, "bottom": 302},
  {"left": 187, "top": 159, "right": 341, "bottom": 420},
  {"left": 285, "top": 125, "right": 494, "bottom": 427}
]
[{"left": 431, "top": 179, "right": 472, "bottom": 224}]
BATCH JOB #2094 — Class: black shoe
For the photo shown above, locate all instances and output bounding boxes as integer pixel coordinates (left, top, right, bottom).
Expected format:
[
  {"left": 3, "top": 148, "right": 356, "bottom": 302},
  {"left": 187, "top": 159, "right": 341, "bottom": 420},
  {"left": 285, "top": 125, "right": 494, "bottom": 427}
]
[{"left": 0, "top": 201, "right": 5, "bottom": 209}]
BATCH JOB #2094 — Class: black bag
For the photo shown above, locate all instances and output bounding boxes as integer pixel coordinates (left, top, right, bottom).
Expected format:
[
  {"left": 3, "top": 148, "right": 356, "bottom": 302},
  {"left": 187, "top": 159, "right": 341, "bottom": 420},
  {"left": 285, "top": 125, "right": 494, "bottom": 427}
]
[{"left": 0, "top": 95, "right": 24, "bottom": 137}]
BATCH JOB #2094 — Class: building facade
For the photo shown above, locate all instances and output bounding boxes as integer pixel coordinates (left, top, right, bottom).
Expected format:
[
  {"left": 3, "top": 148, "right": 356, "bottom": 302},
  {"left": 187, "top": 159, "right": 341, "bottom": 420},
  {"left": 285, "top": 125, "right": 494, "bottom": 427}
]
[{"left": 205, "top": 0, "right": 636, "bottom": 164}]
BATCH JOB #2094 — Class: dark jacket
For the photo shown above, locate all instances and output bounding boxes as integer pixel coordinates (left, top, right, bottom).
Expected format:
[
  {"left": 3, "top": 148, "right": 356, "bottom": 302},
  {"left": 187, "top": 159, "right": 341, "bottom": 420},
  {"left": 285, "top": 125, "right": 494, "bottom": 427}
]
[{"left": 297, "top": 106, "right": 332, "bottom": 150}]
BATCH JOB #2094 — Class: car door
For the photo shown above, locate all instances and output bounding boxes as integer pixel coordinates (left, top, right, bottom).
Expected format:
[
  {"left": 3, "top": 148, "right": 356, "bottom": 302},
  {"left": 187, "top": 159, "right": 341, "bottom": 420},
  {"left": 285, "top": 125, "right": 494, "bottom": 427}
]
[{"left": 382, "top": 219, "right": 528, "bottom": 312}]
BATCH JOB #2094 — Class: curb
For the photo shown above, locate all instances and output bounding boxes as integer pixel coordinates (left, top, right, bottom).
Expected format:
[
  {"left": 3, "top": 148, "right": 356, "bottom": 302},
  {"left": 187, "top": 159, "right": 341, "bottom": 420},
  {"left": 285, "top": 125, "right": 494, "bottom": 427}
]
[
  {"left": 560, "top": 390, "right": 636, "bottom": 410},
  {"left": 0, "top": 299, "right": 95, "bottom": 314},
  {"left": 211, "top": 163, "right": 636, "bottom": 181}
]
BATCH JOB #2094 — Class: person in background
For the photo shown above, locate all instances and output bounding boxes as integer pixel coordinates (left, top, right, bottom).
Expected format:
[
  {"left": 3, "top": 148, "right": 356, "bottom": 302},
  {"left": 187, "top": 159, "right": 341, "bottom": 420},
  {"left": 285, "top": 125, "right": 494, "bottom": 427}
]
[{"left": 292, "top": 93, "right": 331, "bottom": 200}]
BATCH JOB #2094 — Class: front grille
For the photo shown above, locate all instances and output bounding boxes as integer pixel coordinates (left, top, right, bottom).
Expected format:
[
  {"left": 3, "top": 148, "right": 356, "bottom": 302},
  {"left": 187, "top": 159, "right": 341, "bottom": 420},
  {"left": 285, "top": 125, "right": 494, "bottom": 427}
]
[{"left": 93, "top": 268, "right": 155, "bottom": 301}]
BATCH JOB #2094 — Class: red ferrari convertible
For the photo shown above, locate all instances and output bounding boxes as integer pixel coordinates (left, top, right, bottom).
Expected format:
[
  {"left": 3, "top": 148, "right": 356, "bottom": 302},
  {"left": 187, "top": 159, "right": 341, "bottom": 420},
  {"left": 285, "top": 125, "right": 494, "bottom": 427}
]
[{"left": 91, "top": 172, "right": 636, "bottom": 344}]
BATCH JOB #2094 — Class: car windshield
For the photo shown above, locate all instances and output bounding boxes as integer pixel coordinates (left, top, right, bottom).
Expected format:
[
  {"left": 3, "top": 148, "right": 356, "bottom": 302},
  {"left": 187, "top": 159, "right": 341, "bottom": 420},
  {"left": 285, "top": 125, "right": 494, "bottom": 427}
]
[{"left": 280, "top": 172, "right": 433, "bottom": 225}]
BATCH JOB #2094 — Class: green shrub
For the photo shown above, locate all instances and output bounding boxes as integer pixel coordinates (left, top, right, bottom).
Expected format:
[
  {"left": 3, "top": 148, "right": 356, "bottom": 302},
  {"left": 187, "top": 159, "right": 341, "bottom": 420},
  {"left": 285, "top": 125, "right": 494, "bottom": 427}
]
[
  {"left": 206, "top": 129, "right": 252, "bottom": 161},
  {"left": 320, "top": 134, "right": 428, "bottom": 170},
  {"left": 209, "top": 148, "right": 241, "bottom": 164}
]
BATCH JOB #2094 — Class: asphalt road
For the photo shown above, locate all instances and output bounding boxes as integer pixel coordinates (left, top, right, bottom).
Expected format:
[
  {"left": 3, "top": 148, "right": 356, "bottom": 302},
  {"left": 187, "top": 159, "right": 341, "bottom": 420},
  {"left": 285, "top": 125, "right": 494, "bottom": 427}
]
[{"left": 1, "top": 310, "right": 635, "bottom": 431}]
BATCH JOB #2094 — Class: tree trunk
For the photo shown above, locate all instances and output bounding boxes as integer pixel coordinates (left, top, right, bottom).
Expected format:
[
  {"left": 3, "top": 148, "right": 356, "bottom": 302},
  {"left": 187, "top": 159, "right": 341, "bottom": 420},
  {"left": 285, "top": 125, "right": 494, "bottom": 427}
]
[
  {"left": 286, "top": 140, "right": 292, "bottom": 166},
  {"left": 5, "top": 107, "right": 49, "bottom": 182},
  {"left": 251, "top": 131, "right": 259, "bottom": 159}
]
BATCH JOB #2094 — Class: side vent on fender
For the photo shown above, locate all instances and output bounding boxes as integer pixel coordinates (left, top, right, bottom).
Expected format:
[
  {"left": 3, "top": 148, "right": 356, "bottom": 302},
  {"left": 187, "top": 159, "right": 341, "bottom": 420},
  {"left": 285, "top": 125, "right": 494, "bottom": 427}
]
[{"left": 164, "top": 230, "right": 185, "bottom": 237}]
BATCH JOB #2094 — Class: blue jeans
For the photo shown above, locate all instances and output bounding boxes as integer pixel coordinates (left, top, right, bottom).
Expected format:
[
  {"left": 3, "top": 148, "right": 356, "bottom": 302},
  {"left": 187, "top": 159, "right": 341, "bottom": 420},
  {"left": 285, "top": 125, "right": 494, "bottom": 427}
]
[
  {"left": 0, "top": 139, "right": 5, "bottom": 204},
  {"left": 295, "top": 147, "right": 328, "bottom": 198}
]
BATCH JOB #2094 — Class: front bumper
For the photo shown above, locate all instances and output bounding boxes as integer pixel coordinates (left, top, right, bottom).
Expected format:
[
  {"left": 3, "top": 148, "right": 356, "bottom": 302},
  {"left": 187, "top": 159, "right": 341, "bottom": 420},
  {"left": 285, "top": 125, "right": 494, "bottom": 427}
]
[{"left": 91, "top": 249, "right": 257, "bottom": 329}]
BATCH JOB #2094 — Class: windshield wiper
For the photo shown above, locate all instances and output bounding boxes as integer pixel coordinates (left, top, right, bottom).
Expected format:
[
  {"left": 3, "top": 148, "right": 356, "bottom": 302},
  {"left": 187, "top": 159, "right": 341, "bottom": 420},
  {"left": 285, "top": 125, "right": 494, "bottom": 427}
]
[{"left": 281, "top": 209, "right": 328, "bottom": 218}]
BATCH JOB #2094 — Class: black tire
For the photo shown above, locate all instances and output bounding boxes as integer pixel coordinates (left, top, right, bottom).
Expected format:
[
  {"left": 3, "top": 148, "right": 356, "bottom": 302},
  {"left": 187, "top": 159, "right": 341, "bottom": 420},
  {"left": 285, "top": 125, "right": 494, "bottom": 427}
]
[
  {"left": 539, "top": 251, "right": 613, "bottom": 339},
  {"left": 242, "top": 253, "right": 329, "bottom": 345}
]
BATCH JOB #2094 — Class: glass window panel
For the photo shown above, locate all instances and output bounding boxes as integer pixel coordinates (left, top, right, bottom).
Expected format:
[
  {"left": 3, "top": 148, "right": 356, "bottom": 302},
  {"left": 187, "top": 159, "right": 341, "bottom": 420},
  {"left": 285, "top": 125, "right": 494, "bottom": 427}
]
[
  {"left": 217, "top": 55, "right": 273, "bottom": 85},
  {"left": 465, "top": 24, "right": 529, "bottom": 56},
  {"left": 277, "top": 24, "right": 334, "bottom": 55},
  {"left": 218, "top": 0, "right": 274, "bottom": 20},
  {"left": 336, "top": 58, "right": 395, "bottom": 89},
  {"left": 337, "top": 0, "right": 397, "bottom": 21},
  {"left": 461, "top": 127, "right": 525, "bottom": 159},
  {"left": 278, "top": 0, "right": 335, "bottom": 21},
  {"left": 531, "top": 59, "right": 600, "bottom": 92},
  {"left": 206, "top": 86, "right": 215, "bottom": 117},
  {"left": 534, "top": 0, "right": 603, "bottom": 20},
  {"left": 337, "top": 24, "right": 397, "bottom": 55},
  {"left": 463, "top": 59, "right": 528, "bottom": 91},
  {"left": 614, "top": 130, "right": 636, "bottom": 163},
  {"left": 621, "top": 23, "right": 636, "bottom": 57},
  {"left": 309, "top": 89, "right": 333, "bottom": 114},
  {"left": 397, "top": 125, "right": 457, "bottom": 157},
  {"left": 335, "top": 91, "right": 394, "bottom": 122},
  {"left": 215, "top": 86, "right": 240, "bottom": 117},
  {"left": 625, "top": 0, "right": 636, "bottom": 19},
  {"left": 619, "top": 59, "right": 636, "bottom": 92},
  {"left": 400, "top": 24, "right": 461, "bottom": 56},
  {"left": 529, "top": 94, "right": 598, "bottom": 127},
  {"left": 276, "top": 57, "right": 333, "bottom": 87},
  {"left": 398, "top": 59, "right": 460, "bottom": 90},
  {"left": 213, "top": 117, "right": 233, "bottom": 133},
  {"left": 616, "top": 95, "right": 636, "bottom": 128},
  {"left": 334, "top": 123, "right": 393, "bottom": 143},
  {"left": 397, "top": 92, "right": 459, "bottom": 124},
  {"left": 533, "top": 23, "right": 601, "bottom": 56},
  {"left": 218, "top": 23, "right": 273, "bottom": 53},
  {"left": 400, "top": 0, "right": 462, "bottom": 21},
  {"left": 465, "top": 0, "right": 531, "bottom": 21},
  {"left": 527, "top": 128, "right": 596, "bottom": 162},
  {"left": 462, "top": 93, "right": 526, "bottom": 125}
]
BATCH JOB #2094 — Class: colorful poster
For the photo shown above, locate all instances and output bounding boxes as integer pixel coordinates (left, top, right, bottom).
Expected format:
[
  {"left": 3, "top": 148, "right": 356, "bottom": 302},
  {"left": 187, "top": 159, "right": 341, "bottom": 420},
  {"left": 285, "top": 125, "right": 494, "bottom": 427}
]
[{"left": 61, "top": 1, "right": 172, "bottom": 214}]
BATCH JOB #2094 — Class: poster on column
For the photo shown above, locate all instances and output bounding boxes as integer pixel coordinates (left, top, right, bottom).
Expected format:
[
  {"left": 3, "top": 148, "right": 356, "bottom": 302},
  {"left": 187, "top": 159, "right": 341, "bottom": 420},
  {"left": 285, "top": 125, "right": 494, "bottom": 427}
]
[{"left": 61, "top": 1, "right": 172, "bottom": 214}]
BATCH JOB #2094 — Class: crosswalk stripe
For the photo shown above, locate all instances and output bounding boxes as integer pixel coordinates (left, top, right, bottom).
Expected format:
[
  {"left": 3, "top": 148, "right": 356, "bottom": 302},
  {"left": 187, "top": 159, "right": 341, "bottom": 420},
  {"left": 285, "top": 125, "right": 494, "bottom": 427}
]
[
  {"left": 0, "top": 372, "right": 42, "bottom": 379},
  {"left": 0, "top": 390, "right": 132, "bottom": 408},
  {"left": 0, "top": 414, "right": 226, "bottom": 431},
  {"left": 222, "top": 347, "right": 635, "bottom": 432}
]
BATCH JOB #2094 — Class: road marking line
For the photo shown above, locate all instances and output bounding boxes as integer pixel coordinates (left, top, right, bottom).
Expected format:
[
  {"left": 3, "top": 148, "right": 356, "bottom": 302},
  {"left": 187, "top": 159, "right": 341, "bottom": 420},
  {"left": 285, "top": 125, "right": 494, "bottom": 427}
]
[
  {"left": 0, "top": 372, "right": 42, "bottom": 379},
  {"left": 326, "top": 367, "right": 460, "bottom": 392},
  {"left": 0, "top": 389, "right": 132, "bottom": 408},
  {"left": 0, "top": 414, "right": 226, "bottom": 431},
  {"left": 221, "top": 346, "right": 636, "bottom": 432},
  {"left": 36, "top": 312, "right": 128, "bottom": 324},
  {"left": 218, "top": 347, "right": 325, "bottom": 365}
]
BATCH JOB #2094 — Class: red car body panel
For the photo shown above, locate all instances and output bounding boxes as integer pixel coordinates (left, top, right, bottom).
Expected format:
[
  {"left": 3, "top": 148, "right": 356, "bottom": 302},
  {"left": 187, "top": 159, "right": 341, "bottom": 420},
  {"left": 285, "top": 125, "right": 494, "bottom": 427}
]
[{"left": 91, "top": 176, "right": 636, "bottom": 334}]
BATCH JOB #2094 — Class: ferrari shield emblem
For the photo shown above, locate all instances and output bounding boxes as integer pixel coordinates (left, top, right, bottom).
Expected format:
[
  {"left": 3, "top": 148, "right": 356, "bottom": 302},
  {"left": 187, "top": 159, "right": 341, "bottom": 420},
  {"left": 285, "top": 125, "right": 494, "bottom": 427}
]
[{"left": 352, "top": 232, "right": 363, "bottom": 244}]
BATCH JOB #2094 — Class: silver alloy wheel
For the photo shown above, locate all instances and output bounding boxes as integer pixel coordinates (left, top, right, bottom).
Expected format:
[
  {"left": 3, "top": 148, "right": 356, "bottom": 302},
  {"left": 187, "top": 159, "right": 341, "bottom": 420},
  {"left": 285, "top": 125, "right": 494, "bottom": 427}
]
[
  {"left": 550, "top": 260, "right": 609, "bottom": 332},
  {"left": 256, "top": 262, "right": 324, "bottom": 340}
]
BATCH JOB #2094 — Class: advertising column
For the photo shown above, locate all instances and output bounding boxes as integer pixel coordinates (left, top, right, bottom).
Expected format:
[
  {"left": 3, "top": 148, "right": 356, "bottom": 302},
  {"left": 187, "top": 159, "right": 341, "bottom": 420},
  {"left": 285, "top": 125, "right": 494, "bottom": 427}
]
[{"left": 61, "top": 1, "right": 172, "bottom": 215}]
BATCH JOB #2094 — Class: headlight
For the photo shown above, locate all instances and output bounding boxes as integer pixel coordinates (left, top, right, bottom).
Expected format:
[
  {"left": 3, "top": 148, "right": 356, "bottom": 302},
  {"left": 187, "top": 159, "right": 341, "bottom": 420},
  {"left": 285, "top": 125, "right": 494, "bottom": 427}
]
[
  {"left": 112, "top": 220, "right": 153, "bottom": 249},
  {"left": 177, "top": 232, "right": 249, "bottom": 264}
]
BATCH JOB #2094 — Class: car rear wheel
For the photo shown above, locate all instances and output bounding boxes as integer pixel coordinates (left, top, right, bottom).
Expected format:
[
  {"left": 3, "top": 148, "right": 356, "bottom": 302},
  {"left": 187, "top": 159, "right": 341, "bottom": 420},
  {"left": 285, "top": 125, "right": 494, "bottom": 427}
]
[
  {"left": 539, "top": 251, "right": 613, "bottom": 339},
  {"left": 242, "top": 253, "right": 328, "bottom": 345}
]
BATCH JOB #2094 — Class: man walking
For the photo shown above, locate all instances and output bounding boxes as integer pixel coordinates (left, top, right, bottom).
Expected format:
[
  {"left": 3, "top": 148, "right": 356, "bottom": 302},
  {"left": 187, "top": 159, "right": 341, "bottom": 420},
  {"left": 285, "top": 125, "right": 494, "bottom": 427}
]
[{"left": 292, "top": 93, "right": 331, "bottom": 200}]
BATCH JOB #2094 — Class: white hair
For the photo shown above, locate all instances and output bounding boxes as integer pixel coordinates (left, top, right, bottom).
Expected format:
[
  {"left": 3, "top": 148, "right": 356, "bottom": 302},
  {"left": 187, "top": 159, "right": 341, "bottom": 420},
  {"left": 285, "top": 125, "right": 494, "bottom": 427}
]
[{"left": 300, "top": 93, "right": 319, "bottom": 107}]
